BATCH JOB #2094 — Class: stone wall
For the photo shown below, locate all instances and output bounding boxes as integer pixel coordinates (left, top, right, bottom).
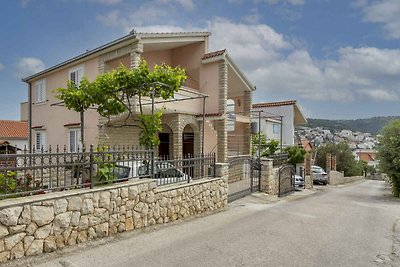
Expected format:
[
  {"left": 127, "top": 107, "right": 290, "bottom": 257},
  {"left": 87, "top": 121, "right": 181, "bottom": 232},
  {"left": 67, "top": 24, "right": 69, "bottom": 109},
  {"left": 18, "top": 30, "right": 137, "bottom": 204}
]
[
  {"left": 328, "top": 171, "right": 364, "bottom": 185},
  {"left": 0, "top": 177, "right": 227, "bottom": 263},
  {"left": 260, "top": 158, "right": 279, "bottom": 195}
]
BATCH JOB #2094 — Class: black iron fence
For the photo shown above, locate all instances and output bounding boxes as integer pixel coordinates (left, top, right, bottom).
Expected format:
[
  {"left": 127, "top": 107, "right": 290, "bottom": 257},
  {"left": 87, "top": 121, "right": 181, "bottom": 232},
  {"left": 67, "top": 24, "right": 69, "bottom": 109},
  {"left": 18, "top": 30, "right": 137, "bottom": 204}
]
[
  {"left": 268, "top": 153, "right": 289, "bottom": 167},
  {"left": 0, "top": 146, "right": 216, "bottom": 199}
]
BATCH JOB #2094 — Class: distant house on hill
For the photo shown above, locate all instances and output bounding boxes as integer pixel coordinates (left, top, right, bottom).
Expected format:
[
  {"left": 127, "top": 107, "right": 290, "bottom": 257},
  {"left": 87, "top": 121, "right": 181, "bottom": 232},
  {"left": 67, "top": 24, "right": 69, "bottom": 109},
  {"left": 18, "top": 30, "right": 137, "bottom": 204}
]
[
  {"left": 299, "top": 139, "right": 313, "bottom": 153},
  {"left": 0, "top": 120, "right": 29, "bottom": 149},
  {"left": 354, "top": 149, "right": 378, "bottom": 167}
]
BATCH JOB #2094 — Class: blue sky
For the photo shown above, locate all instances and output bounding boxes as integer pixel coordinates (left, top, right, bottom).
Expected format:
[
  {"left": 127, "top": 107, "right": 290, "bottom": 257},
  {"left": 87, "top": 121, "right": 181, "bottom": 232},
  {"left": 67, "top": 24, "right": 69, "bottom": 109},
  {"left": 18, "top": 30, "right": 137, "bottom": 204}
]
[{"left": 1, "top": 0, "right": 400, "bottom": 119}]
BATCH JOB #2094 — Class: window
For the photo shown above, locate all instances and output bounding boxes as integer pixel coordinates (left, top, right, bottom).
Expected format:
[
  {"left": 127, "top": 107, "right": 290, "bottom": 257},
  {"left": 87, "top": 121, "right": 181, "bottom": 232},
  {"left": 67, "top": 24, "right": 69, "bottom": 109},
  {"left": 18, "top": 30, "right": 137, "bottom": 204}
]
[
  {"left": 69, "top": 66, "right": 84, "bottom": 86},
  {"left": 35, "top": 131, "right": 46, "bottom": 151},
  {"left": 273, "top": 124, "right": 280, "bottom": 134},
  {"left": 69, "top": 128, "right": 81, "bottom": 152},
  {"left": 227, "top": 99, "right": 235, "bottom": 132},
  {"left": 35, "top": 79, "right": 46, "bottom": 103}
]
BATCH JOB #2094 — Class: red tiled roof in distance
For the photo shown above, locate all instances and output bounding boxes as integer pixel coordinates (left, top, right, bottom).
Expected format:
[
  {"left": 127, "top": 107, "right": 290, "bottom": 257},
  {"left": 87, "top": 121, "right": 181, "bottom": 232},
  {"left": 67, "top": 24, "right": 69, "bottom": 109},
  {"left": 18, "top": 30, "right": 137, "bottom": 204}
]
[
  {"left": 0, "top": 120, "right": 28, "bottom": 139},
  {"left": 202, "top": 49, "right": 226, "bottom": 60},
  {"left": 252, "top": 100, "right": 297, "bottom": 108}
]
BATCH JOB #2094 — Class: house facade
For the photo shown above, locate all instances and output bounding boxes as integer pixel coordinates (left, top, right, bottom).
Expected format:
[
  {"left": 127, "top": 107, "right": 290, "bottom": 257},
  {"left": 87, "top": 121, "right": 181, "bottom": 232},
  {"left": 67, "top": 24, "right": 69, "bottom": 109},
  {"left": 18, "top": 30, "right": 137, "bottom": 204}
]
[
  {"left": 252, "top": 100, "right": 307, "bottom": 147},
  {"left": 22, "top": 31, "right": 254, "bottom": 163}
]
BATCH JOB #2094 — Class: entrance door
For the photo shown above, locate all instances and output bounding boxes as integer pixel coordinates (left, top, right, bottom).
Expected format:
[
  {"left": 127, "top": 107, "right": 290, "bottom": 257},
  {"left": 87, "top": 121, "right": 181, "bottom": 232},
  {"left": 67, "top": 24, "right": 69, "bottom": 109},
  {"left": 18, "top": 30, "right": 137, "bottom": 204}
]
[
  {"left": 159, "top": 133, "right": 170, "bottom": 159},
  {"left": 182, "top": 133, "right": 194, "bottom": 156}
]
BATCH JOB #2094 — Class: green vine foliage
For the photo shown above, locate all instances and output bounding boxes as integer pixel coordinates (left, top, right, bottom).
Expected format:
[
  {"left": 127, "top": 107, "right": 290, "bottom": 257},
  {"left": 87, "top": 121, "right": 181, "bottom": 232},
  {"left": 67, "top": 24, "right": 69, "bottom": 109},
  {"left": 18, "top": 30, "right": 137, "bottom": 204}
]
[
  {"left": 0, "top": 171, "right": 16, "bottom": 192},
  {"left": 93, "top": 146, "right": 116, "bottom": 184},
  {"left": 378, "top": 119, "right": 400, "bottom": 197},
  {"left": 56, "top": 60, "right": 186, "bottom": 150}
]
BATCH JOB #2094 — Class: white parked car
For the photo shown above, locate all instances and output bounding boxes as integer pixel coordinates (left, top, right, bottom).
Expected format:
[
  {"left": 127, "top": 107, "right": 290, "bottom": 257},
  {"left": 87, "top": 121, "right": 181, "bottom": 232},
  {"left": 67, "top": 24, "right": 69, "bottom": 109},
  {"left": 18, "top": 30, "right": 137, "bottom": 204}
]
[
  {"left": 295, "top": 175, "right": 304, "bottom": 188},
  {"left": 312, "top": 165, "right": 327, "bottom": 185},
  {"left": 111, "top": 160, "right": 191, "bottom": 183}
]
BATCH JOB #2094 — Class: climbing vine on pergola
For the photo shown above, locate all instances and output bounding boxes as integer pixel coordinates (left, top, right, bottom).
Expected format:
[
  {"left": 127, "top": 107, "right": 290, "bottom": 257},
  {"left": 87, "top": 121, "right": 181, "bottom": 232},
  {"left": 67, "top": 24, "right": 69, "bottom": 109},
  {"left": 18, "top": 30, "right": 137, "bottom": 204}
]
[{"left": 56, "top": 60, "right": 187, "bottom": 149}]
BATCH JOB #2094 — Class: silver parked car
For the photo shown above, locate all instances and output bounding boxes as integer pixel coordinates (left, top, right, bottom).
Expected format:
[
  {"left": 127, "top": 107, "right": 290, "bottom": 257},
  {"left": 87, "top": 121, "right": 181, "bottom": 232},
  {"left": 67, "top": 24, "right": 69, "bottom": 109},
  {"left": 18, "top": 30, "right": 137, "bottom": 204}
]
[{"left": 312, "top": 165, "right": 327, "bottom": 185}]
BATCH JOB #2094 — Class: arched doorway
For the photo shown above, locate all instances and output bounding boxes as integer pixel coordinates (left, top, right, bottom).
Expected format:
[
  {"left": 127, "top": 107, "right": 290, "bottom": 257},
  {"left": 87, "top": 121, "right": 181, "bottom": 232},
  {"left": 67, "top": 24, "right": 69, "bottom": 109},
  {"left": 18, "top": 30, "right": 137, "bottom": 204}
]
[
  {"left": 182, "top": 124, "right": 194, "bottom": 157},
  {"left": 159, "top": 124, "right": 173, "bottom": 159}
]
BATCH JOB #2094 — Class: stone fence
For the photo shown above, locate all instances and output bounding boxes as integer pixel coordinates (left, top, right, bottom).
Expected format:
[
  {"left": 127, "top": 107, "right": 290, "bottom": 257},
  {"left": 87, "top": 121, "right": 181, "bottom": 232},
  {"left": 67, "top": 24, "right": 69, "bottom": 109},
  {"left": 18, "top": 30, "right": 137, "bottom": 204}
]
[
  {"left": 328, "top": 171, "right": 364, "bottom": 185},
  {"left": 0, "top": 169, "right": 228, "bottom": 262},
  {"left": 259, "top": 158, "right": 313, "bottom": 195}
]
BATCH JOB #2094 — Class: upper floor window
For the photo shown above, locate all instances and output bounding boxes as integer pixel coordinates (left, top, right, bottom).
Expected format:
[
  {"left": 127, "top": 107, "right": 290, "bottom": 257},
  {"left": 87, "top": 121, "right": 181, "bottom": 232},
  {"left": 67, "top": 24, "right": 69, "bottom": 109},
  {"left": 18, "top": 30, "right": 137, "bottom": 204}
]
[
  {"left": 69, "top": 128, "right": 81, "bottom": 153},
  {"left": 227, "top": 99, "right": 235, "bottom": 113},
  {"left": 69, "top": 66, "right": 84, "bottom": 86},
  {"left": 35, "top": 131, "right": 46, "bottom": 151},
  {"left": 227, "top": 99, "right": 235, "bottom": 132},
  {"left": 273, "top": 123, "right": 280, "bottom": 134},
  {"left": 35, "top": 79, "right": 46, "bottom": 103}
]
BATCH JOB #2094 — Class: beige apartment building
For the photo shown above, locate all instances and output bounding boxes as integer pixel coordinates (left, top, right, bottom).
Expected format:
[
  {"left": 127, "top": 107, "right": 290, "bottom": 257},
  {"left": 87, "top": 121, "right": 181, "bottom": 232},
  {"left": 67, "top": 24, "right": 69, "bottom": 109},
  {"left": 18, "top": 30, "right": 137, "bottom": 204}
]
[{"left": 22, "top": 31, "right": 254, "bottom": 163}]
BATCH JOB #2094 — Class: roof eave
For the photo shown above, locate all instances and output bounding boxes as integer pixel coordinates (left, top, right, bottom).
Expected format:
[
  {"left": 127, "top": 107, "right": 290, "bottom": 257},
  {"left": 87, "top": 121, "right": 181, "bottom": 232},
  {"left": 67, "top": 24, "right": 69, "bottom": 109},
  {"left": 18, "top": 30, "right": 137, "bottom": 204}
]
[
  {"left": 294, "top": 104, "right": 308, "bottom": 125},
  {"left": 22, "top": 33, "right": 140, "bottom": 83}
]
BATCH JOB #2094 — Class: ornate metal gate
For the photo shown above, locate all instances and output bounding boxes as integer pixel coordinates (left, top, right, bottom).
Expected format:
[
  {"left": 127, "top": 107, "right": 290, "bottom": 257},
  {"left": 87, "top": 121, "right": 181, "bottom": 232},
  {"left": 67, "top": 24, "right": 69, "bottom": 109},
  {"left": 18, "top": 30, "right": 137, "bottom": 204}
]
[
  {"left": 228, "top": 156, "right": 260, "bottom": 202},
  {"left": 278, "top": 164, "right": 295, "bottom": 197}
]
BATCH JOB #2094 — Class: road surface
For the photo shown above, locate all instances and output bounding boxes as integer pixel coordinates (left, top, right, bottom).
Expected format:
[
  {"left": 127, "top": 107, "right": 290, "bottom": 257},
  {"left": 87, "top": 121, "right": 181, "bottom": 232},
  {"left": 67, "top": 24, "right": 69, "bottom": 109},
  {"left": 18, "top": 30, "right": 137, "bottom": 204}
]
[{"left": 12, "top": 180, "right": 400, "bottom": 267}]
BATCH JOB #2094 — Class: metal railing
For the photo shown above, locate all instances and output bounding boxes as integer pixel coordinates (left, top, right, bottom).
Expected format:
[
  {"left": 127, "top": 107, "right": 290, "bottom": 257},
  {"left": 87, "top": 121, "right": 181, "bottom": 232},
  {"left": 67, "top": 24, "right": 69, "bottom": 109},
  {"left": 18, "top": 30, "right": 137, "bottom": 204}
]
[{"left": 0, "top": 146, "right": 216, "bottom": 199}]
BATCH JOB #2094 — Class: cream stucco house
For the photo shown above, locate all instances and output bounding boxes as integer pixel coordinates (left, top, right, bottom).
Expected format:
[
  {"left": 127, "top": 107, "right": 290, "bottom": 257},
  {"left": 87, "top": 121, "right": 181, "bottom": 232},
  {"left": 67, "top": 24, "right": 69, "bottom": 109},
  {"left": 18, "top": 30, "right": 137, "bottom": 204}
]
[
  {"left": 22, "top": 31, "right": 254, "bottom": 163},
  {"left": 252, "top": 100, "right": 307, "bottom": 148}
]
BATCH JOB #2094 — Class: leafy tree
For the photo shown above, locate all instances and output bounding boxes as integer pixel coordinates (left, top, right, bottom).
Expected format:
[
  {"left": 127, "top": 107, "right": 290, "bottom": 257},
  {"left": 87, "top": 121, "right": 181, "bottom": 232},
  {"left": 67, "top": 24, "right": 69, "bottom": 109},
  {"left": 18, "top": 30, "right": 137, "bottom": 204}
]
[
  {"left": 56, "top": 60, "right": 186, "bottom": 149},
  {"left": 285, "top": 146, "right": 306, "bottom": 166},
  {"left": 251, "top": 133, "right": 280, "bottom": 157},
  {"left": 378, "top": 120, "right": 400, "bottom": 197},
  {"left": 315, "top": 142, "right": 362, "bottom": 176}
]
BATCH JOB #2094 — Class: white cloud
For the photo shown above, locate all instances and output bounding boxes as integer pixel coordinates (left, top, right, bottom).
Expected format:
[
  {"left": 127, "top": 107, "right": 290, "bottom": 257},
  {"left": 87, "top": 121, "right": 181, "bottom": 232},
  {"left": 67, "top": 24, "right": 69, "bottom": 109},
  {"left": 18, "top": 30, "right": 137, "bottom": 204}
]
[
  {"left": 0, "top": 63, "right": 4, "bottom": 71},
  {"left": 205, "top": 19, "right": 400, "bottom": 103},
  {"left": 361, "top": 0, "right": 400, "bottom": 39},
  {"left": 242, "top": 9, "right": 262, "bottom": 24},
  {"left": 20, "top": 0, "right": 30, "bottom": 8},
  {"left": 96, "top": 10, "right": 120, "bottom": 26},
  {"left": 258, "top": 0, "right": 305, "bottom": 5},
  {"left": 88, "top": 0, "right": 123, "bottom": 5},
  {"left": 15, "top": 57, "right": 46, "bottom": 79},
  {"left": 156, "top": 0, "right": 194, "bottom": 10},
  {"left": 96, "top": 14, "right": 400, "bottom": 103}
]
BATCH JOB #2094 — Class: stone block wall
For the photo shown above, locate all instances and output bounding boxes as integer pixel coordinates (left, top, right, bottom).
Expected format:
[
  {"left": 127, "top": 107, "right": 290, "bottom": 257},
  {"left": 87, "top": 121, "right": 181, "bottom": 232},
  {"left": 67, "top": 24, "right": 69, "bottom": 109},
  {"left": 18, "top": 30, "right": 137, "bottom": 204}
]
[
  {"left": 328, "top": 171, "right": 364, "bottom": 185},
  {"left": 260, "top": 158, "right": 279, "bottom": 195},
  {"left": 0, "top": 177, "right": 227, "bottom": 263}
]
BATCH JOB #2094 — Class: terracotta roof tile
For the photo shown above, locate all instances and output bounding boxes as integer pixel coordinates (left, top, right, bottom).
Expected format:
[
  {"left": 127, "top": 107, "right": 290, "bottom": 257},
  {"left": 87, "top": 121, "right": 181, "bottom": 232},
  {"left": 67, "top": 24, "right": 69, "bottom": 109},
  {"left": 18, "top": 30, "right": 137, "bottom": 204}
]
[
  {"left": 252, "top": 100, "right": 297, "bottom": 108},
  {"left": 202, "top": 49, "right": 226, "bottom": 60},
  {"left": 0, "top": 120, "right": 28, "bottom": 139}
]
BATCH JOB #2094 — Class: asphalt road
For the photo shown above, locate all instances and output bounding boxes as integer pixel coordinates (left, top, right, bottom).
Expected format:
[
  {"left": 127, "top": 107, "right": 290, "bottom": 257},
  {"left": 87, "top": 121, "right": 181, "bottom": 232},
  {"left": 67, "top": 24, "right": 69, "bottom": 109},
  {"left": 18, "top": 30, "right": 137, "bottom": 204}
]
[{"left": 15, "top": 180, "right": 400, "bottom": 267}]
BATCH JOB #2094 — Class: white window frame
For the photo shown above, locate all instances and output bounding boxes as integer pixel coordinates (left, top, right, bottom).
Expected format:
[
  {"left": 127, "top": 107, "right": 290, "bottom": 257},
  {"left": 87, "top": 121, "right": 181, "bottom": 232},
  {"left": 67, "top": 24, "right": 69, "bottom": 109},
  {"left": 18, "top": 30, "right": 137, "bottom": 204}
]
[
  {"left": 35, "top": 79, "right": 46, "bottom": 104},
  {"left": 273, "top": 124, "right": 280, "bottom": 134},
  {"left": 69, "top": 66, "right": 84, "bottom": 86},
  {"left": 35, "top": 131, "right": 46, "bottom": 151},
  {"left": 68, "top": 128, "right": 81, "bottom": 153},
  {"left": 227, "top": 99, "right": 235, "bottom": 132}
]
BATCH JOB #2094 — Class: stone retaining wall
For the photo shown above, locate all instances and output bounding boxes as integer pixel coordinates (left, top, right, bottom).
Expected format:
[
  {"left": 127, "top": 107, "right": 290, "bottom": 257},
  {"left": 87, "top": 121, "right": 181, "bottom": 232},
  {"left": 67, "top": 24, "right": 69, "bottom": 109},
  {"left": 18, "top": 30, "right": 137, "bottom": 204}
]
[
  {"left": 328, "top": 171, "right": 364, "bottom": 185},
  {"left": 0, "top": 177, "right": 227, "bottom": 262}
]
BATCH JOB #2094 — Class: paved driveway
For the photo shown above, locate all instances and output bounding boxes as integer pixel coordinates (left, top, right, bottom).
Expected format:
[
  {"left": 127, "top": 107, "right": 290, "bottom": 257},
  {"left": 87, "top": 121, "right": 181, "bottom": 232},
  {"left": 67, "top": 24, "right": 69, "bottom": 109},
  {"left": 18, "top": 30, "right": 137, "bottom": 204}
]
[{"left": 10, "top": 180, "right": 400, "bottom": 267}]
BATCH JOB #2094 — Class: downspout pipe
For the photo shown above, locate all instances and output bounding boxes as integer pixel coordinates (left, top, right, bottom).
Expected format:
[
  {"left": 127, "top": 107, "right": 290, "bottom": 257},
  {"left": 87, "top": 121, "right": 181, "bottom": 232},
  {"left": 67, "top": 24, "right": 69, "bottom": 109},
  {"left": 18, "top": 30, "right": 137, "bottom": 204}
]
[{"left": 22, "top": 78, "right": 32, "bottom": 153}]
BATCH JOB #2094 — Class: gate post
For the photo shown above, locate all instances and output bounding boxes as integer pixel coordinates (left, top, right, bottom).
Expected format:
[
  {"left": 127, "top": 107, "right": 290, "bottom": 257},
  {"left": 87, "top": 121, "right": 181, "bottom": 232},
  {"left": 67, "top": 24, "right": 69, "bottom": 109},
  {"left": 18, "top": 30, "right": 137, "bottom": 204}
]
[
  {"left": 260, "top": 158, "right": 277, "bottom": 194},
  {"left": 215, "top": 163, "right": 229, "bottom": 205}
]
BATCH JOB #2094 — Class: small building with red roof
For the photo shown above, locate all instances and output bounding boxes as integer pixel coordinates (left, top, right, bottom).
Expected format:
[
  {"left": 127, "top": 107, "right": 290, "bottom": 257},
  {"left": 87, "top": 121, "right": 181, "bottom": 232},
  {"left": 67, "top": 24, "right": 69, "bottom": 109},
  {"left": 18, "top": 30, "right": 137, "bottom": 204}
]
[{"left": 0, "top": 120, "right": 29, "bottom": 150}]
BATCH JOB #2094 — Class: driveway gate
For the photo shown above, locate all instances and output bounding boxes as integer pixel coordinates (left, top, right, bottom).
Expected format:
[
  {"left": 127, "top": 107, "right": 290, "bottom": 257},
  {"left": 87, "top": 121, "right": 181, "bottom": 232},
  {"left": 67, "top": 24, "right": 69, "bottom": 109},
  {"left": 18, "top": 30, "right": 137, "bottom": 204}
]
[
  {"left": 228, "top": 156, "right": 260, "bottom": 202},
  {"left": 278, "top": 164, "right": 295, "bottom": 197}
]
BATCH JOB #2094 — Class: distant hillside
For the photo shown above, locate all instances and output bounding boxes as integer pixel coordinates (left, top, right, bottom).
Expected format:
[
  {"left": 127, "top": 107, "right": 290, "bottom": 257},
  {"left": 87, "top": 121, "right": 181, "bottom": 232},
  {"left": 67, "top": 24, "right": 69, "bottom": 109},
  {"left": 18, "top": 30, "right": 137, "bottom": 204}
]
[{"left": 306, "top": 116, "right": 400, "bottom": 135}]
